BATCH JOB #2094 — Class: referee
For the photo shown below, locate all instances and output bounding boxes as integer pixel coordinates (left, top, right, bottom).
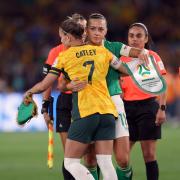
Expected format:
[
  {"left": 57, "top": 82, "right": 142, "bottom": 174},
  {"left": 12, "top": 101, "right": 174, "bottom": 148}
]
[{"left": 120, "top": 22, "right": 167, "bottom": 180}]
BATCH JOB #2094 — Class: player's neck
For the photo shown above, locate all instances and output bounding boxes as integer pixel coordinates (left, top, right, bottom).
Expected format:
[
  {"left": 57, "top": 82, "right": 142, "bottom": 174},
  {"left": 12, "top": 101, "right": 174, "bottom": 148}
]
[
  {"left": 70, "top": 39, "right": 83, "bottom": 47},
  {"left": 102, "top": 39, "right": 105, "bottom": 46},
  {"left": 87, "top": 40, "right": 104, "bottom": 46}
]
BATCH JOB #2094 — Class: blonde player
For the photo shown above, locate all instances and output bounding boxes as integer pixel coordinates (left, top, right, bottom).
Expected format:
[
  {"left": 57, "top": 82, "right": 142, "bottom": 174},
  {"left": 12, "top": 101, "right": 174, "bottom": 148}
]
[{"left": 41, "top": 13, "right": 86, "bottom": 180}]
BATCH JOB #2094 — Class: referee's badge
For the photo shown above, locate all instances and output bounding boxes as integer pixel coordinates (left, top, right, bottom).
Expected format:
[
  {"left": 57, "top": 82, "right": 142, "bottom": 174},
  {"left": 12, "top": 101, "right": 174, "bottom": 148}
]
[{"left": 124, "top": 56, "right": 166, "bottom": 95}]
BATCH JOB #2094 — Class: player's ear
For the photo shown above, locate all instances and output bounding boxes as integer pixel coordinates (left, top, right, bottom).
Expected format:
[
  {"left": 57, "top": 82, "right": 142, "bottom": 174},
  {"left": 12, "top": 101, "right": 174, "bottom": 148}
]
[
  {"left": 83, "top": 28, "right": 87, "bottom": 42},
  {"left": 144, "top": 35, "right": 148, "bottom": 44},
  {"left": 66, "top": 34, "right": 71, "bottom": 43}
]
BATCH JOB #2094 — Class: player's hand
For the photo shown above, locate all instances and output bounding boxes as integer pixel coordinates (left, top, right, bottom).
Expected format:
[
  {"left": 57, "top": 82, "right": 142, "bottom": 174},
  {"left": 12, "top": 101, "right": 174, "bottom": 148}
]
[
  {"left": 138, "top": 49, "right": 149, "bottom": 66},
  {"left": 155, "top": 109, "right": 166, "bottom": 126},
  {"left": 67, "top": 78, "right": 87, "bottom": 92},
  {"left": 43, "top": 112, "right": 53, "bottom": 128},
  {"left": 23, "top": 91, "right": 33, "bottom": 105}
]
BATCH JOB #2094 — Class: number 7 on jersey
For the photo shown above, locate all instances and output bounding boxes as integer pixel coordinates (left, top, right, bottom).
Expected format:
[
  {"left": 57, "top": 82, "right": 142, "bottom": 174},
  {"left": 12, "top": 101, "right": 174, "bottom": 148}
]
[{"left": 83, "top": 60, "right": 95, "bottom": 84}]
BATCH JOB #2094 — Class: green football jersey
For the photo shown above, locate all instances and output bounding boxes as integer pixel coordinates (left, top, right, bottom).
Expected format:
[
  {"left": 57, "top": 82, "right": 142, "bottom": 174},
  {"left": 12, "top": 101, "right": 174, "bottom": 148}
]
[{"left": 104, "top": 40, "right": 124, "bottom": 96}]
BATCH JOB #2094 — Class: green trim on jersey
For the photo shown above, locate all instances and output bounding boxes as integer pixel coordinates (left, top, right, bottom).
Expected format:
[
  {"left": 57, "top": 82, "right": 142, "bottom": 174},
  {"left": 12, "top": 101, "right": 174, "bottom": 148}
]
[
  {"left": 72, "top": 92, "right": 80, "bottom": 120},
  {"left": 104, "top": 40, "right": 124, "bottom": 96}
]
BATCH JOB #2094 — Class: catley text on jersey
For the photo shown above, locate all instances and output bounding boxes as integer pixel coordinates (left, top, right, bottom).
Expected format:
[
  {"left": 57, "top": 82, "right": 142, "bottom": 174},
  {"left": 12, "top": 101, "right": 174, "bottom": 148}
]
[{"left": 76, "top": 49, "right": 96, "bottom": 58}]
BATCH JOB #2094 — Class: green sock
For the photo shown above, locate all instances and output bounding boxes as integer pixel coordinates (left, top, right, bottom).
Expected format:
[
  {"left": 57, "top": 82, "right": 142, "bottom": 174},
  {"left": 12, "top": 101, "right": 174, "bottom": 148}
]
[
  {"left": 116, "top": 165, "right": 133, "bottom": 180},
  {"left": 88, "top": 166, "right": 99, "bottom": 180}
]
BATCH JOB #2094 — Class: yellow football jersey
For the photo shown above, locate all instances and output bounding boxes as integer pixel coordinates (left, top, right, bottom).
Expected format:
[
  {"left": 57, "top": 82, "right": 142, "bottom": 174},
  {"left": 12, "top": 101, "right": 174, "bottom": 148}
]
[{"left": 50, "top": 44, "right": 118, "bottom": 119}]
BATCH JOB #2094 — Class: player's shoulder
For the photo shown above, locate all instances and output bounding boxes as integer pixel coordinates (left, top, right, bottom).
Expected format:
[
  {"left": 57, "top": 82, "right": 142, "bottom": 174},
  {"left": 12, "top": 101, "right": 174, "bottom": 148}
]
[
  {"left": 148, "top": 50, "right": 161, "bottom": 61},
  {"left": 149, "top": 49, "right": 158, "bottom": 56},
  {"left": 59, "top": 45, "right": 78, "bottom": 59},
  {"left": 104, "top": 40, "right": 123, "bottom": 47}
]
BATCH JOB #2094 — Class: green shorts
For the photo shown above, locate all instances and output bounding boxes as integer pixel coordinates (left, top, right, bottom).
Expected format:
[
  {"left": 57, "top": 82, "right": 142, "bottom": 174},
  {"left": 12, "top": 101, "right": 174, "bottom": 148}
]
[{"left": 68, "top": 113, "right": 116, "bottom": 143}]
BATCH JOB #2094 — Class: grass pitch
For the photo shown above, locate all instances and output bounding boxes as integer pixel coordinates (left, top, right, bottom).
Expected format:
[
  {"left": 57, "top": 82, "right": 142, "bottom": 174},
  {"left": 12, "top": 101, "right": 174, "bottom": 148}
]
[{"left": 0, "top": 125, "right": 180, "bottom": 180}]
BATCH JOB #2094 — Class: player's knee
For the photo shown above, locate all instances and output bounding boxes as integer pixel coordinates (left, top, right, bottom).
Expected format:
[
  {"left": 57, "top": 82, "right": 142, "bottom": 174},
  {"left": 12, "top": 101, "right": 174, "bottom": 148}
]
[
  {"left": 115, "top": 153, "right": 129, "bottom": 168},
  {"left": 143, "top": 151, "right": 156, "bottom": 162},
  {"left": 84, "top": 153, "right": 97, "bottom": 167}
]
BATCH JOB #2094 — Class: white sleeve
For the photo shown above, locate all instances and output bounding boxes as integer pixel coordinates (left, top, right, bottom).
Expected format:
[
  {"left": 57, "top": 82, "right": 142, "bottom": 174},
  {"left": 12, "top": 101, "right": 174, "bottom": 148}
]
[
  {"left": 110, "top": 55, "right": 122, "bottom": 69},
  {"left": 120, "top": 44, "right": 132, "bottom": 57}
]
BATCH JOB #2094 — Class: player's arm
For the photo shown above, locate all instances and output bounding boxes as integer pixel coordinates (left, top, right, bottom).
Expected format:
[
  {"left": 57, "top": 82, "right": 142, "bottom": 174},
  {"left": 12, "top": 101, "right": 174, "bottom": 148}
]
[
  {"left": 110, "top": 55, "right": 129, "bottom": 75},
  {"left": 42, "top": 47, "right": 59, "bottom": 102},
  {"left": 41, "top": 63, "right": 54, "bottom": 126},
  {"left": 155, "top": 75, "right": 167, "bottom": 126},
  {"left": 57, "top": 75, "right": 87, "bottom": 92},
  {"left": 25, "top": 73, "right": 58, "bottom": 96},
  {"left": 42, "top": 87, "right": 53, "bottom": 127},
  {"left": 42, "top": 64, "right": 53, "bottom": 101},
  {"left": 42, "top": 63, "right": 52, "bottom": 102},
  {"left": 56, "top": 74, "right": 70, "bottom": 92},
  {"left": 120, "top": 44, "right": 149, "bottom": 65},
  {"left": 154, "top": 54, "right": 167, "bottom": 126}
]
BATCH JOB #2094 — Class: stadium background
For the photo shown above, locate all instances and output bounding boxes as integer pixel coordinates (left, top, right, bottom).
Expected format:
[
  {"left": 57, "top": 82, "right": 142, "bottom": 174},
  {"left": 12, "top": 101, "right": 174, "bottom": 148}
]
[{"left": 0, "top": 0, "right": 180, "bottom": 179}]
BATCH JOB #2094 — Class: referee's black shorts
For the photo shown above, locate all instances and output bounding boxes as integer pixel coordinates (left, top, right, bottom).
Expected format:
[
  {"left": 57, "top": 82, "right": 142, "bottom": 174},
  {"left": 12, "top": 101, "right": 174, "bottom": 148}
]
[
  {"left": 123, "top": 97, "right": 161, "bottom": 141},
  {"left": 56, "top": 93, "right": 72, "bottom": 133}
]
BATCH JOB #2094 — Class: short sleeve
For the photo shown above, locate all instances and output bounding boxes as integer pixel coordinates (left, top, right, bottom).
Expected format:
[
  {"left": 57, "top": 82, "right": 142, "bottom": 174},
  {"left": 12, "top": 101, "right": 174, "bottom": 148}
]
[
  {"left": 49, "top": 54, "right": 64, "bottom": 76},
  {"left": 150, "top": 51, "right": 166, "bottom": 75}
]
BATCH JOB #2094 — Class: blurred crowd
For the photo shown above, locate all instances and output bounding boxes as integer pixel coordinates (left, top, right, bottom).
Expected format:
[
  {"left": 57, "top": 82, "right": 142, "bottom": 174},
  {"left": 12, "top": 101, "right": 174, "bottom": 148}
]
[{"left": 0, "top": 0, "right": 179, "bottom": 119}]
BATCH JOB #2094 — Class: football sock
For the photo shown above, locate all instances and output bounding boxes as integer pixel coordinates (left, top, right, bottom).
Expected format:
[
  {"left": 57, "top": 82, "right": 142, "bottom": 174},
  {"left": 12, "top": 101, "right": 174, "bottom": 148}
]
[
  {"left": 145, "top": 160, "right": 159, "bottom": 180},
  {"left": 87, "top": 166, "right": 98, "bottom": 180},
  {"left": 97, "top": 165, "right": 100, "bottom": 179},
  {"left": 116, "top": 164, "right": 133, "bottom": 180},
  {"left": 62, "top": 160, "right": 75, "bottom": 180},
  {"left": 64, "top": 158, "right": 94, "bottom": 180},
  {"left": 96, "top": 154, "right": 118, "bottom": 180}
]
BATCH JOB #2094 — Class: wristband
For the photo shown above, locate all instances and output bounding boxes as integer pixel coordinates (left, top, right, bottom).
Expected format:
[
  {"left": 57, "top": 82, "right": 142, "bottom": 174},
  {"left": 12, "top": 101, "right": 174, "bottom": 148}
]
[{"left": 41, "top": 100, "right": 50, "bottom": 114}]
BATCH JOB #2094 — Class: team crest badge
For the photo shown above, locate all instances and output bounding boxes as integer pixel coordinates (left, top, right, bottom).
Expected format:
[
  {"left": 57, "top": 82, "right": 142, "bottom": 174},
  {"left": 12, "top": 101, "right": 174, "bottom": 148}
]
[{"left": 124, "top": 56, "right": 166, "bottom": 95}]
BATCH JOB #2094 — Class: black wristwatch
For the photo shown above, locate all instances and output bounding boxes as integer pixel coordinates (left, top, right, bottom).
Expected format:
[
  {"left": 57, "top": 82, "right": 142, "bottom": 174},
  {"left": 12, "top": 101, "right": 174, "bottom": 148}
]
[{"left": 159, "top": 105, "right": 166, "bottom": 111}]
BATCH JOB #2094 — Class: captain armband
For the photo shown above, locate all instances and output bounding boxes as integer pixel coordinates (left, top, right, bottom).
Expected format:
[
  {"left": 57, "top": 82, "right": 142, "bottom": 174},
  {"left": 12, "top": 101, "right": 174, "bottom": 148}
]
[
  {"left": 42, "top": 64, "right": 51, "bottom": 76},
  {"left": 110, "top": 55, "right": 122, "bottom": 70}
]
